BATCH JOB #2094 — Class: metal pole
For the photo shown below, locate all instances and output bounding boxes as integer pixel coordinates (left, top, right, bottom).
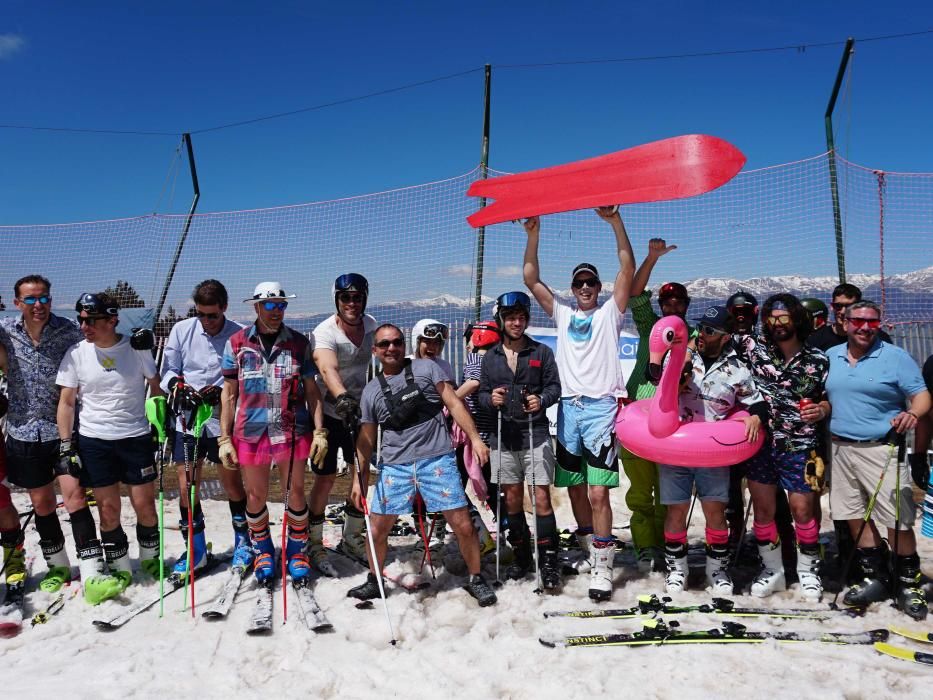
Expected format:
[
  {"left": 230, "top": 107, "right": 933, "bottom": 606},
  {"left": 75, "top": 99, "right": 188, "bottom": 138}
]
[
  {"left": 473, "top": 64, "right": 492, "bottom": 321},
  {"left": 154, "top": 133, "right": 201, "bottom": 325},
  {"left": 824, "top": 37, "right": 854, "bottom": 284}
]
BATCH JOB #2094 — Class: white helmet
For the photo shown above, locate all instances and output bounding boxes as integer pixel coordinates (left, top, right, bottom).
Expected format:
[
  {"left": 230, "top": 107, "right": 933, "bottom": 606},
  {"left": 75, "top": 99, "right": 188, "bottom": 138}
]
[{"left": 410, "top": 318, "right": 449, "bottom": 354}]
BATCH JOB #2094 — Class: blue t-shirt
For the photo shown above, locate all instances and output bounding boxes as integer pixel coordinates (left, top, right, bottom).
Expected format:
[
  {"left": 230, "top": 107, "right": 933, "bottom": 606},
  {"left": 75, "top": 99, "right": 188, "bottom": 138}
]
[{"left": 826, "top": 340, "right": 927, "bottom": 440}]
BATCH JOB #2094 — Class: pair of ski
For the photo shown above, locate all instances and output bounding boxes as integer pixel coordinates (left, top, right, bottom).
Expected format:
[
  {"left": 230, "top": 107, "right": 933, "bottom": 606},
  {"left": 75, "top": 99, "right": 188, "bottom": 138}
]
[{"left": 241, "top": 572, "right": 332, "bottom": 636}]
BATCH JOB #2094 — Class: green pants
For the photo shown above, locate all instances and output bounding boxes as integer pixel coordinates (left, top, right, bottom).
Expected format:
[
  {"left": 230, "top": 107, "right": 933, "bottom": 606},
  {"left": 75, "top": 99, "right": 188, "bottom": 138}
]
[{"left": 621, "top": 447, "right": 665, "bottom": 550}]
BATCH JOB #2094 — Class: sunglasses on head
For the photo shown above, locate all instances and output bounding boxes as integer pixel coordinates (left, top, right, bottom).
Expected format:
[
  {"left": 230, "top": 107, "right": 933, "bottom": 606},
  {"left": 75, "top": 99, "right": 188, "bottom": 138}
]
[
  {"left": 571, "top": 277, "right": 599, "bottom": 290},
  {"left": 847, "top": 317, "right": 881, "bottom": 330},
  {"left": 77, "top": 315, "right": 108, "bottom": 326},
  {"left": 337, "top": 292, "right": 363, "bottom": 304},
  {"left": 698, "top": 324, "right": 727, "bottom": 336},
  {"left": 375, "top": 338, "right": 405, "bottom": 349},
  {"left": 765, "top": 315, "right": 793, "bottom": 327},
  {"left": 261, "top": 301, "right": 288, "bottom": 311},
  {"left": 196, "top": 311, "right": 222, "bottom": 320},
  {"left": 19, "top": 295, "right": 51, "bottom": 305}
]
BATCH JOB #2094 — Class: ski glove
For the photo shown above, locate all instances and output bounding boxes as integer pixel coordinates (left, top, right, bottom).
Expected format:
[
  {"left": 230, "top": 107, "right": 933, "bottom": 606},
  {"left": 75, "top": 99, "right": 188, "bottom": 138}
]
[
  {"left": 909, "top": 452, "right": 930, "bottom": 490},
  {"left": 803, "top": 451, "right": 826, "bottom": 492},
  {"left": 308, "top": 428, "right": 329, "bottom": 469},
  {"left": 130, "top": 327, "right": 155, "bottom": 351},
  {"left": 217, "top": 436, "right": 239, "bottom": 471},
  {"left": 334, "top": 393, "right": 361, "bottom": 426},
  {"left": 56, "top": 439, "right": 83, "bottom": 478},
  {"left": 168, "top": 376, "right": 203, "bottom": 413},
  {"left": 198, "top": 384, "right": 223, "bottom": 407}
]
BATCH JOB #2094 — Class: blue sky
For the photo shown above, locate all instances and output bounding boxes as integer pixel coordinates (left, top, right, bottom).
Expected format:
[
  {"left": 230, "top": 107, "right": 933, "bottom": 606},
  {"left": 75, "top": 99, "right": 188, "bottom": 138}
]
[
  {"left": 3, "top": 1, "right": 932, "bottom": 224},
  {"left": 1, "top": 2, "right": 932, "bottom": 316}
]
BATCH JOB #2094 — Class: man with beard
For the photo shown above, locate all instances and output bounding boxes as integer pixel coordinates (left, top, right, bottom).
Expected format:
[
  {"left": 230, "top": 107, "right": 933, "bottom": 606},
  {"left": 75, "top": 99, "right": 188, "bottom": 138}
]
[{"left": 736, "top": 294, "right": 830, "bottom": 600}]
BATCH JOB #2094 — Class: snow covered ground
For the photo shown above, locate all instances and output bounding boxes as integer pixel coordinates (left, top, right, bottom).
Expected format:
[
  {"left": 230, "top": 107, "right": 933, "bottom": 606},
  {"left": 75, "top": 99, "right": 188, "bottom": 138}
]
[{"left": 3, "top": 482, "right": 932, "bottom": 700}]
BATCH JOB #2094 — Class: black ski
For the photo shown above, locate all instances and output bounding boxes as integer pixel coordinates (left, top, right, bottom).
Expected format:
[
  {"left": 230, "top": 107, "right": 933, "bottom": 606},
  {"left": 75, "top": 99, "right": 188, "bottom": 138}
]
[
  {"left": 541, "top": 619, "right": 889, "bottom": 648},
  {"left": 202, "top": 564, "right": 250, "bottom": 620}
]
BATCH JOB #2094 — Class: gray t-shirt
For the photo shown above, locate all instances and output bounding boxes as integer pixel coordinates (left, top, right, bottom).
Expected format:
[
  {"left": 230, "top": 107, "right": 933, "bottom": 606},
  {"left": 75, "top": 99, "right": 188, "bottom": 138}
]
[{"left": 360, "top": 359, "right": 451, "bottom": 465}]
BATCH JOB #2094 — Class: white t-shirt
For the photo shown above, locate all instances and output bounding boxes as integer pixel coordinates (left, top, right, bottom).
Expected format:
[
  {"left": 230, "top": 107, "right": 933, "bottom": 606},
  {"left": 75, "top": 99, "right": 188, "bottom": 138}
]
[
  {"left": 313, "top": 313, "right": 377, "bottom": 419},
  {"left": 57, "top": 337, "right": 158, "bottom": 440},
  {"left": 550, "top": 296, "right": 627, "bottom": 399}
]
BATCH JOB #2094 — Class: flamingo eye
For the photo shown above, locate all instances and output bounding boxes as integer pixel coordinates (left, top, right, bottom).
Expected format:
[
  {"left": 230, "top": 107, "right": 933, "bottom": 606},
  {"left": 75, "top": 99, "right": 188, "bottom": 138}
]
[{"left": 663, "top": 328, "right": 675, "bottom": 343}]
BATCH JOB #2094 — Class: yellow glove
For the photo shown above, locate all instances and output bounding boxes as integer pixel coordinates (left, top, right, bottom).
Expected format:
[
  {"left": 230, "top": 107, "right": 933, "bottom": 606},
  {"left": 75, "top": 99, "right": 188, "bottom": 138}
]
[
  {"left": 804, "top": 450, "right": 825, "bottom": 492},
  {"left": 217, "top": 436, "right": 239, "bottom": 471},
  {"left": 309, "top": 428, "right": 329, "bottom": 469}
]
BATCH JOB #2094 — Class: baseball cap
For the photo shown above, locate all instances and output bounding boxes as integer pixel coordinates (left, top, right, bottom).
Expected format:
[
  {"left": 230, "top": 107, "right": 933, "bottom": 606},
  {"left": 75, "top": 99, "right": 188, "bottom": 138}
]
[
  {"left": 693, "top": 305, "right": 736, "bottom": 333},
  {"left": 572, "top": 263, "right": 600, "bottom": 281}
]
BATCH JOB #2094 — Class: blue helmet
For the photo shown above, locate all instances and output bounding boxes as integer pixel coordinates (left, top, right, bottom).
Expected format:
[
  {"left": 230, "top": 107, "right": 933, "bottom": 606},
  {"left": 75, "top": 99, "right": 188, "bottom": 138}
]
[{"left": 332, "top": 273, "right": 369, "bottom": 312}]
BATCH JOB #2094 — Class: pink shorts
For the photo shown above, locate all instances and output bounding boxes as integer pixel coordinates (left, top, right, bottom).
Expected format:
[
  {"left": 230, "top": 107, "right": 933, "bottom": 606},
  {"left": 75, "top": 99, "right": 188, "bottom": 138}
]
[{"left": 233, "top": 433, "right": 311, "bottom": 467}]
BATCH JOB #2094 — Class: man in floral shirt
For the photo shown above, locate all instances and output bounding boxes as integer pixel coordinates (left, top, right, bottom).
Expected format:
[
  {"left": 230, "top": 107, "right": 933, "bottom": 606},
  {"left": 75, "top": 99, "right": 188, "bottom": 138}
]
[{"left": 736, "top": 294, "right": 830, "bottom": 601}]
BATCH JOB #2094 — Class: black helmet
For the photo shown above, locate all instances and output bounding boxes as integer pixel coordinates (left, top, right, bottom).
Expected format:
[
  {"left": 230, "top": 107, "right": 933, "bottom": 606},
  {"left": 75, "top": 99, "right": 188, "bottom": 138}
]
[
  {"left": 726, "top": 291, "right": 759, "bottom": 326},
  {"left": 493, "top": 291, "right": 532, "bottom": 328},
  {"left": 333, "top": 273, "right": 369, "bottom": 312},
  {"left": 800, "top": 298, "right": 829, "bottom": 329},
  {"left": 75, "top": 292, "right": 119, "bottom": 317}
]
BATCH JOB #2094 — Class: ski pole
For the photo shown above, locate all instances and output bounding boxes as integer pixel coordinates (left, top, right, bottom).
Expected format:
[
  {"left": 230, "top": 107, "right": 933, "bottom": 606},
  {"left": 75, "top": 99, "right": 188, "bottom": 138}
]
[
  {"left": 145, "top": 396, "right": 169, "bottom": 617},
  {"left": 494, "top": 407, "right": 503, "bottom": 587},
  {"left": 830, "top": 434, "right": 898, "bottom": 610},
  {"left": 187, "top": 402, "right": 212, "bottom": 618},
  {"left": 180, "top": 409, "right": 192, "bottom": 612},
  {"left": 527, "top": 390, "right": 541, "bottom": 594},
  {"left": 280, "top": 375, "right": 300, "bottom": 624},
  {"left": 348, "top": 424, "right": 397, "bottom": 645},
  {"left": 892, "top": 449, "right": 901, "bottom": 603}
]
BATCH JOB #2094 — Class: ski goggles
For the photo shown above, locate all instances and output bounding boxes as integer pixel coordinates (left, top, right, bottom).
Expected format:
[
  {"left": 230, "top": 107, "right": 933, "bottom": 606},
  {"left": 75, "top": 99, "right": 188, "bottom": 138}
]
[
  {"left": 419, "top": 323, "right": 448, "bottom": 341},
  {"left": 75, "top": 293, "right": 118, "bottom": 317},
  {"left": 497, "top": 291, "right": 531, "bottom": 308},
  {"left": 19, "top": 295, "right": 51, "bottom": 305},
  {"left": 261, "top": 301, "right": 288, "bottom": 312},
  {"left": 847, "top": 317, "right": 881, "bottom": 330}
]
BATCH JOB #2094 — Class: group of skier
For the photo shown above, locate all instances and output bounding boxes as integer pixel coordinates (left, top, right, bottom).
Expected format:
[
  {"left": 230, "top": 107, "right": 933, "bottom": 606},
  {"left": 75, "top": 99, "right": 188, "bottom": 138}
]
[{"left": 1, "top": 204, "right": 931, "bottom": 624}]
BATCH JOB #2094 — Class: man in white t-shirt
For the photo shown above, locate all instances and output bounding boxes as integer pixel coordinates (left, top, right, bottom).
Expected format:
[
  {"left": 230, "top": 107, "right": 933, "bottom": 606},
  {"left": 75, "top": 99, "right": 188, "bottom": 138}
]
[
  {"left": 56, "top": 292, "right": 164, "bottom": 604},
  {"left": 523, "top": 207, "right": 635, "bottom": 601}
]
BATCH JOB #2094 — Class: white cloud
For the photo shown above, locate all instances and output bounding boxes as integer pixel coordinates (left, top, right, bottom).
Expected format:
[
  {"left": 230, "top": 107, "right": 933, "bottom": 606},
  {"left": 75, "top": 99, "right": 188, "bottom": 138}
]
[
  {"left": 0, "top": 34, "right": 26, "bottom": 60},
  {"left": 445, "top": 264, "right": 473, "bottom": 277},
  {"left": 495, "top": 265, "right": 522, "bottom": 277}
]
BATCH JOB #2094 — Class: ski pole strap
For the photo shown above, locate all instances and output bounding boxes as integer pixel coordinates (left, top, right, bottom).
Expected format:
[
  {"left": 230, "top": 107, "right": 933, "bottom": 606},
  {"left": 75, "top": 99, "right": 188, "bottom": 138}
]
[{"left": 145, "top": 396, "right": 169, "bottom": 442}]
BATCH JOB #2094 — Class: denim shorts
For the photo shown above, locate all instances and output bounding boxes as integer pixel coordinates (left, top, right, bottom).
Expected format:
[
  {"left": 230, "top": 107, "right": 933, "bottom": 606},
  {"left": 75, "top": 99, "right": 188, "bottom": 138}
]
[
  {"left": 372, "top": 451, "right": 468, "bottom": 515},
  {"left": 78, "top": 434, "right": 157, "bottom": 488},
  {"left": 659, "top": 464, "right": 730, "bottom": 505}
]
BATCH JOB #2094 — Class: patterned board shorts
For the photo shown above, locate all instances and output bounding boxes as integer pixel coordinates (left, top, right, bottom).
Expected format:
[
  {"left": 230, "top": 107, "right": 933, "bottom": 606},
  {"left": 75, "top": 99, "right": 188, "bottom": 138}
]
[
  {"left": 372, "top": 451, "right": 468, "bottom": 515},
  {"left": 745, "top": 447, "right": 812, "bottom": 494}
]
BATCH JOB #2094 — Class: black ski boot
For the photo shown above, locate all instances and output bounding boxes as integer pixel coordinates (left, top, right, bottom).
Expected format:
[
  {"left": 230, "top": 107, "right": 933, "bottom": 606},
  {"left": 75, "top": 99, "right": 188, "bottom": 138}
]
[
  {"left": 465, "top": 574, "right": 498, "bottom": 607},
  {"left": 894, "top": 553, "right": 929, "bottom": 621},
  {"left": 347, "top": 573, "right": 384, "bottom": 601},
  {"left": 539, "top": 546, "right": 562, "bottom": 591},
  {"left": 843, "top": 544, "right": 892, "bottom": 607},
  {"left": 506, "top": 524, "right": 532, "bottom": 581}
]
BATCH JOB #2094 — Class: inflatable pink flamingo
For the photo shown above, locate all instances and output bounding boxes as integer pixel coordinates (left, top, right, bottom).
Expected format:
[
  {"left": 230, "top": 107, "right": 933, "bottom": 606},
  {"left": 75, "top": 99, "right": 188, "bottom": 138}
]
[{"left": 615, "top": 315, "right": 764, "bottom": 467}]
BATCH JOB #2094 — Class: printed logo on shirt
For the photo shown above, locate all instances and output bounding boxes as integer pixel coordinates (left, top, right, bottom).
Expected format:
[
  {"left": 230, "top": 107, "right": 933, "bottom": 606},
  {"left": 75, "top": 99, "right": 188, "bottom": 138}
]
[
  {"left": 99, "top": 356, "right": 116, "bottom": 371},
  {"left": 567, "top": 314, "right": 593, "bottom": 343}
]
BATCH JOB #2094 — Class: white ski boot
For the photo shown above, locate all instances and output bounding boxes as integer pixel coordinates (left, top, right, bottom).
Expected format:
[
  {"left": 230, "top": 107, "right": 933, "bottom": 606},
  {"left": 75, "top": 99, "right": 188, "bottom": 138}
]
[
  {"left": 705, "top": 544, "right": 734, "bottom": 594},
  {"left": 750, "top": 540, "right": 786, "bottom": 597},
  {"left": 664, "top": 543, "right": 689, "bottom": 594},
  {"left": 588, "top": 545, "right": 614, "bottom": 601},
  {"left": 796, "top": 544, "right": 823, "bottom": 602}
]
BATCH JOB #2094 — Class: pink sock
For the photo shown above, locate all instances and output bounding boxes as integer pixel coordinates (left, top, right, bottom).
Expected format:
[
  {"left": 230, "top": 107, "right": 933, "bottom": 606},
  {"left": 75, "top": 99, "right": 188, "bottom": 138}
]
[
  {"left": 795, "top": 519, "right": 819, "bottom": 545},
  {"left": 705, "top": 527, "right": 729, "bottom": 545},
  {"left": 753, "top": 521, "right": 779, "bottom": 544},
  {"left": 664, "top": 530, "right": 688, "bottom": 545}
]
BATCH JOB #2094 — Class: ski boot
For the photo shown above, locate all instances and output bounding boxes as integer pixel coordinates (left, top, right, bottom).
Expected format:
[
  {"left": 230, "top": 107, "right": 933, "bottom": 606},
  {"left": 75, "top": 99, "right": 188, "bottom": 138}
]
[
  {"left": 465, "top": 573, "right": 498, "bottom": 607},
  {"left": 569, "top": 529, "right": 593, "bottom": 574},
  {"left": 1, "top": 536, "right": 26, "bottom": 587},
  {"left": 306, "top": 516, "right": 337, "bottom": 577},
  {"left": 705, "top": 543, "right": 733, "bottom": 594},
  {"left": 664, "top": 543, "right": 688, "bottom": 594},
  {"left": 286, "top": 538, "right": 311, "bottom": 580},
  {"left": 750, "top": 539, "right": 786, "bottom": 597},
  {"left": 588, "top": 541, "right": 614, "bottom": 602},
  {"left": 471, "top": 508, "right": 496, "bottom": 558},
  {"left": 843, "top": 544, "right": 892, "bottom": 607},
  {"left": 347, "top": 572, "right": 383, "bottom": 601},
  {"left": 506, "top": 523, "right": 532, "bottom": 580},
  {"left": 231, "top": 515, "right": 254, "bottom": 569},
  {"left": 336, "top": 505, "right": 368, "bottom": 562},
  {"left": 636, "top": 546, "right": 661, "bottom": 575},
  {"left": 78, "top": 540, "right": 125, "bottom": 605},
  {"left": 137, "top": 524, "right": 162, "bottom": 579},
  {"left": 172, "top": 518, "right": 208, "bottom": 576},
  {"left": 251, "top": 528, "right": 276, "bottom": 584},
  {"left": 796, "top": 543, "right": 823, "bottom": 602},
  {"left": 894, "top": 552, "right": 929, "bottom": 621},
  {"left": 102, "top": 531, "right": 133, "bottom": 593},
  {"left": 539, "top": 545, "right": 562, "bottom": 591},
  {"left": 38, "top": 538, "right": 72, "bottom": 593}
]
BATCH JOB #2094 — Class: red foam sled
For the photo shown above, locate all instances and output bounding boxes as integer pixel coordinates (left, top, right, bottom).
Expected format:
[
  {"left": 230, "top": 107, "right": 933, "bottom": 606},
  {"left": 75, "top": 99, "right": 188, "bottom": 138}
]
[{"left": 466, "top": 134, "right": 746, "bottom": 228}]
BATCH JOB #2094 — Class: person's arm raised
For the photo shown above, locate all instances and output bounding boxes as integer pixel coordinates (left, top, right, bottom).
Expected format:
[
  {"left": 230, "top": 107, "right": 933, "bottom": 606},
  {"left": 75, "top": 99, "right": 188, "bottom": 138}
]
[{"left": 522, "top": 216, "right": 555, "bottom": 317}]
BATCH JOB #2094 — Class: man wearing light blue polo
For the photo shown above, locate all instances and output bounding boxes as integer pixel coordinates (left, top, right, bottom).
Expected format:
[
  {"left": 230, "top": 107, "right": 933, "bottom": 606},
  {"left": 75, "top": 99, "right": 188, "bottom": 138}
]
[{"left": 825, "top": 300, "right": 930, "bottom": 620}]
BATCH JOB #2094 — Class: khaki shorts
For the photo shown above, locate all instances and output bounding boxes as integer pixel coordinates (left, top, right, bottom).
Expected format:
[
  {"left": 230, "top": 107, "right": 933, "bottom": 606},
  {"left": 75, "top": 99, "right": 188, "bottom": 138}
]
[
  {"left": 829, "top": 442, "right": 915, "bottom": 530},
  {"left": 491, "top": 439, "right": 555, "bottom": 486}
]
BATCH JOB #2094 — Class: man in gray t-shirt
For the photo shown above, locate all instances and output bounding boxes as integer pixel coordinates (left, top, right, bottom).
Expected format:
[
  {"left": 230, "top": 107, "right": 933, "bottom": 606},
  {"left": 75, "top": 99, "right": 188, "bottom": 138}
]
[{"left": 347, "top": 324, "right": 497, "bottom": 608}]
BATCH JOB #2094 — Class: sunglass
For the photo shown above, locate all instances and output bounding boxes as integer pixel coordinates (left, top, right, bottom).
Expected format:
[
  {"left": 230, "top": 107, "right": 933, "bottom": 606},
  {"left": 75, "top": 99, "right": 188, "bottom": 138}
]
[
  {"left": 18, "top": 295, "right": 51, "bottom": 305},
  {"left": 196, "top": 311, "right": 222, "bottom": 320},
  {"left": 261, "top": 301, "right": 288, "bottom": 311},
  {"left": 847, "top": 317, "right": 881, "bottom": 330},
  {"left": 729, "top": 305, "right": 754, "bottom": 316},
  {"left": 571, "top": 277, "right": 599, "bottom": 290},
  {"left": 77, "top": 315, "right": 107, "bottom": 326},
  {"left": 375, "top": 338, "right": 405, "bottom": 349},
  {"left": 419, "top": 324, "right": 448, "bottom": 341},
  {"left": 765, "top": 315, "right": 793, "bottom": 327},
  {"left": 698, "top": 324, "right": 727, "bottom": 336},
  {"left": 337, "top": 292, "right": 363, "bottom": 304},
  {"left": 831, "top": 302, "right": 852, "bottom": 311}
]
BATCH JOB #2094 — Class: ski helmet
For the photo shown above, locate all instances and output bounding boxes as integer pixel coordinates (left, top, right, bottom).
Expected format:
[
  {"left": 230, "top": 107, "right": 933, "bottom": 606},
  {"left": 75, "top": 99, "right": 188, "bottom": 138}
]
[
  {"left": 493, "top": 291, "right": 532, "bottom": 328},
  {"left": 469, "top": 321, "right": 501, "bottom": 350},
  {"left": 411, "top": 318, "right": 449, "bottom": 354},
  {"left": 800, "top": 298, "right": 829, "bottom": 330},
  {"left": 332, "top": 273, "right": 369, "bottom": 312},
  {"left": 658, "top": 282, "right": 690, "bottom": 303},
  {"left": 726, "top": 290, "right": 759, "bottom": 327}
]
